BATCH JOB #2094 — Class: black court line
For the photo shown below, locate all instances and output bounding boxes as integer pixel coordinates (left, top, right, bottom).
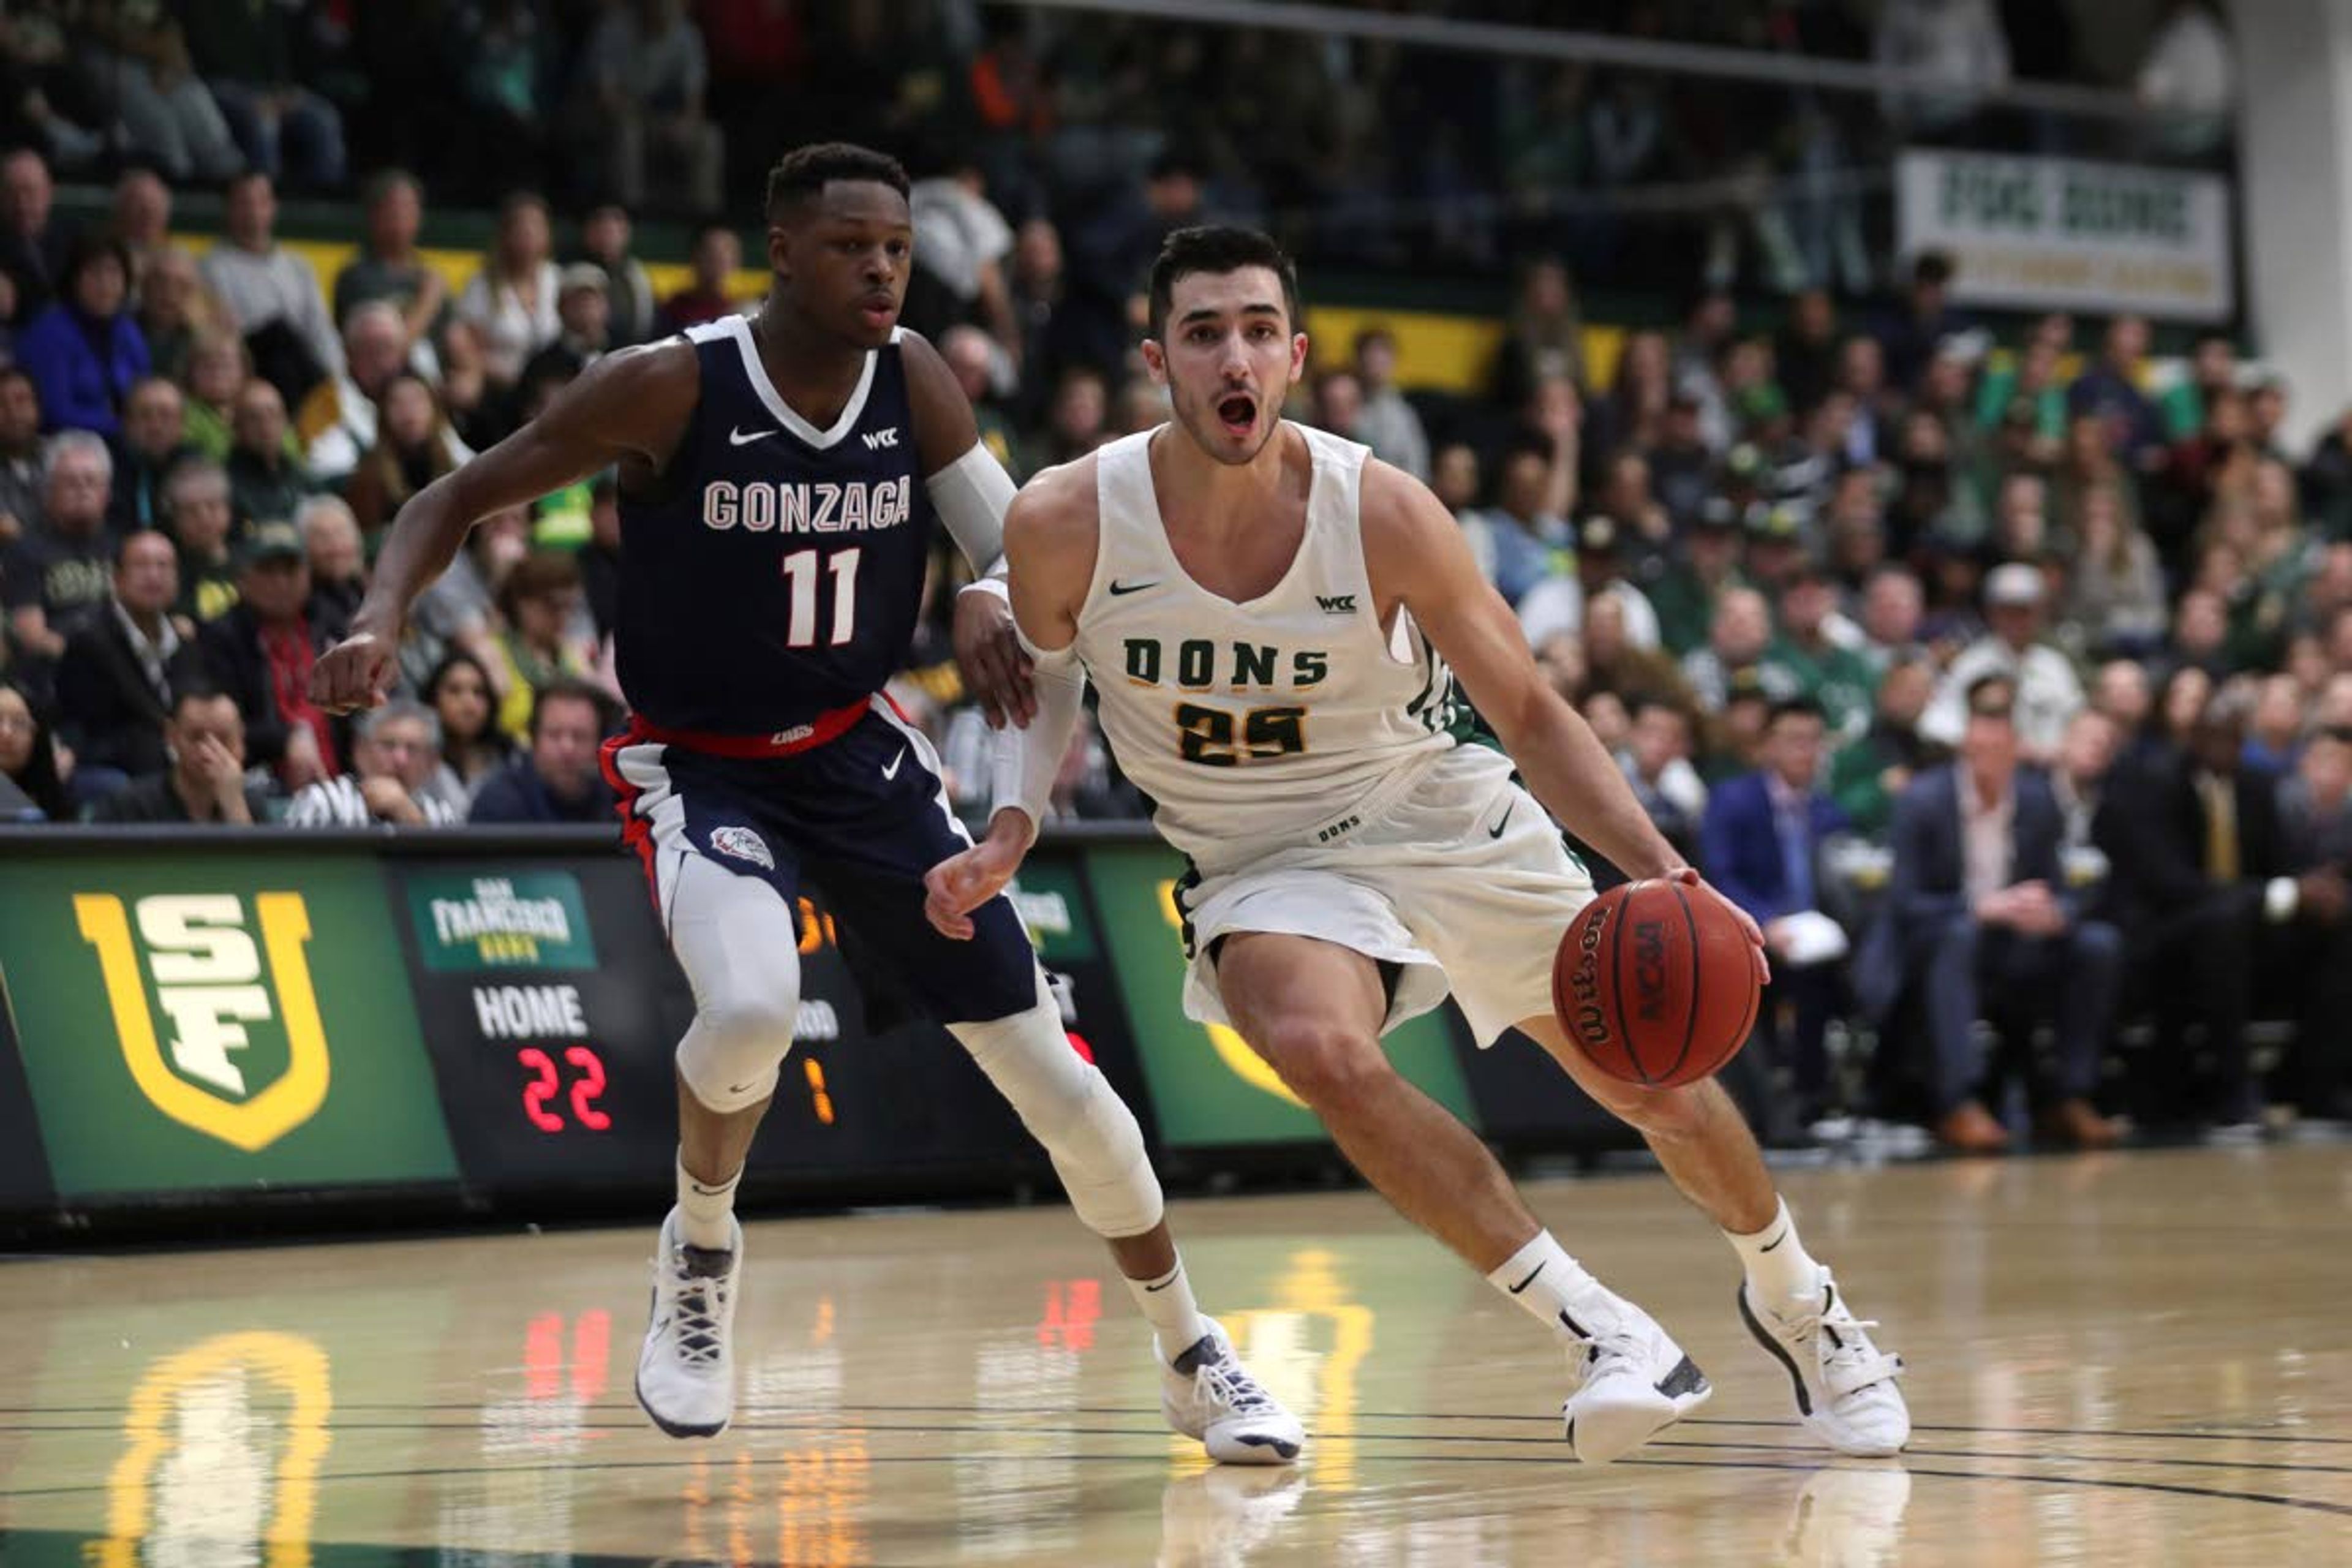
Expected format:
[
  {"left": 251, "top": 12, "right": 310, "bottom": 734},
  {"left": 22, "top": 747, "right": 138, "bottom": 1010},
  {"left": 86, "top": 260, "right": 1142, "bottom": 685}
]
[
  {"left": 7, "top": 1418, "right": 2352, "bottom": 1480},
  {"left": 6, "top": 1401, "right": 2348, "bottom": 1449},
  {"left": 5, "top": 1451, "right": 2348, "bottom": 1520}
]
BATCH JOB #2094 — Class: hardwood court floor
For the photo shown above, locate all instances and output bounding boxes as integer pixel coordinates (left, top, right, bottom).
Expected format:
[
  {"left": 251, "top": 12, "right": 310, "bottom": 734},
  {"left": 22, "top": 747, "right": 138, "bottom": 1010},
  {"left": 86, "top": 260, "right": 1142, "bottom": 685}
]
[{"left": 2, "top": 1147, "right": 2348, "bottom": 1567}]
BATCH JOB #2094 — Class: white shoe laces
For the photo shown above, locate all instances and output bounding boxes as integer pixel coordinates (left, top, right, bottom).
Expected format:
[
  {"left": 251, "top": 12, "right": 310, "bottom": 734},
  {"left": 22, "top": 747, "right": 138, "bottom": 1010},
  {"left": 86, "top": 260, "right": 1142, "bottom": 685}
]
[
  {"left": 661, "top": 1254, "right": 732, "bottom": 1369},
  {"left": 1780, "top": 1292, "right": 1903, "bottom": 1396},
  {"left": 1194, "top": 1352, "right": 1277, "bottom": 1417}
]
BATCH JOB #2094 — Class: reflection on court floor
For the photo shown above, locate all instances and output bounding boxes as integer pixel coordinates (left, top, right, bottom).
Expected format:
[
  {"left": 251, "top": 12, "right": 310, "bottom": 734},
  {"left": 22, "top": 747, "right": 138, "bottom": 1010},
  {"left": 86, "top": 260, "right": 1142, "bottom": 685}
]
[{"left": 2, "top": 1148, "right": 2347, "bottom": 1566}]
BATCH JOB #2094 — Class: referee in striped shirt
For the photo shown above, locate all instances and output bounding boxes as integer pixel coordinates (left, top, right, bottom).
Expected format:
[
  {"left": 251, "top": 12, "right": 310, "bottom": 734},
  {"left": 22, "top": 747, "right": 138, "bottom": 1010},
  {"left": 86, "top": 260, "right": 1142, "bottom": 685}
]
[{"left": 285, "top": 698, "right": 466, "bottom": 827}]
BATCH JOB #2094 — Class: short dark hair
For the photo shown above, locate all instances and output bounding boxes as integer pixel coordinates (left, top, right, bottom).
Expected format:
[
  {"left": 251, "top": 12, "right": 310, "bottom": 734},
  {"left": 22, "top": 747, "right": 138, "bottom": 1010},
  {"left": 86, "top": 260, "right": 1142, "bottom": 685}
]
[
  {"left": 1965, "top": 673, "right": 2018, "bottom": 717},
  {"left": 1766, "top": 696, "right": 1827, "bottom": 730},
  {"left": 1629, "top": 695, "right": 1688, "bottom": 726},
  {"left": 497, "top": 548, "right": 582, "bottom": 621},
  {"left": 765, "top": 142, "right": 910, "bottom": 226},
  {"left": 530, "top": 677, "right": 608, "bottom": 740},
  {"left": 61, "top": 229, "right": 134, "bottom": 300},
  {"left": 361, "top": 168, "right": 421, "bottom": 209},
  {"left": 1147, "top": 150, "right": 1206, "bottom": 185},
  {"left": 113, "top": 528, "right": 172, "bottom": 568},
  {"left": 1912, "top": 251, "right": 1954, "bottom": 287},
  {"left": 1147, "top": 225, "right": 1300, "bottom": 342},
  {"left": 170, "top": 678, "right": 233, "bottom": 718}
]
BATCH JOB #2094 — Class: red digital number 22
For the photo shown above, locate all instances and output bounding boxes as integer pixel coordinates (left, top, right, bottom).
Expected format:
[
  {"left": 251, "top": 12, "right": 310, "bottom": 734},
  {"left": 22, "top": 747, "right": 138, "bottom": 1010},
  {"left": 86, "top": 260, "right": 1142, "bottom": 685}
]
[{"left": 519, "top": 1046, "right": 611, "bottom": 1133}]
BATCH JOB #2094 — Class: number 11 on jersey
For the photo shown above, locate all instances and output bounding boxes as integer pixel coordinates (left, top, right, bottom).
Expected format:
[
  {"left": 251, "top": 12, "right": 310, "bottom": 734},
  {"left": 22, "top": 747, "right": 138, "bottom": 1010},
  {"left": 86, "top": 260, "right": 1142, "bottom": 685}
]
[{"left": 781, "top": 547, "right": 861, "bottom": 647}]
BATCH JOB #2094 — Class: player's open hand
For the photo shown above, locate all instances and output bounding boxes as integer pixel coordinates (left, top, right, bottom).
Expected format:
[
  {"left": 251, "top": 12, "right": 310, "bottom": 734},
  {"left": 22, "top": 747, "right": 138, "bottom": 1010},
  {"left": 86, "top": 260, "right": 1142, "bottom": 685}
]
[
  {"left": 1667, "top": 866, "right": 1771, "bottom": 986},
  {"left": 953, "top": 584, "right": 1036, "bottom": 730},
  {"left": 310, "top": 627, "right": 400, "bottom": 714},
  {"left": 924, "top": 834, "right": 1023, "bottom": 940}
]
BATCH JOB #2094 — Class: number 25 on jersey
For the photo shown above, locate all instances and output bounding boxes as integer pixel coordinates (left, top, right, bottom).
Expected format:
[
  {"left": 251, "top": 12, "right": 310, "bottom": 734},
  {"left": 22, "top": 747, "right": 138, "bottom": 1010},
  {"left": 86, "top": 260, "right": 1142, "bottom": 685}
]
[
  {"left": 1175, "top": 703, "right": 1307, "bottom": 767},
  {"left": 780, "top": 548, "right": 859, "bottom": 648}
]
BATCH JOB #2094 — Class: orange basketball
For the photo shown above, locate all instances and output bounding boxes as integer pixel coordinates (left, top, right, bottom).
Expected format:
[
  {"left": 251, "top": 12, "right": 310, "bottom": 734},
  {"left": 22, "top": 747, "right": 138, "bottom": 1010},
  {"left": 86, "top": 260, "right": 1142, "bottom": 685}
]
[{"left": 1550, "top": 879, "right": 1760, "bottom": 1088}]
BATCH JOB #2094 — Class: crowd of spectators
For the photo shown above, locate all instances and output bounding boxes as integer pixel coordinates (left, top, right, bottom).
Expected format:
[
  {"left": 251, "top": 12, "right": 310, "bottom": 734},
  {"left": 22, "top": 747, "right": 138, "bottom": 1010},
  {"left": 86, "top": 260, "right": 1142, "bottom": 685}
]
[
  {"left": 0, "top": 143, "right": 674, "bottom": 832},
  {"left": 1, "top": 2, "right": 2332, "bottom": 1156},
  {"left": 0, "top": 2, "right": 2236, "bottom": 288}
]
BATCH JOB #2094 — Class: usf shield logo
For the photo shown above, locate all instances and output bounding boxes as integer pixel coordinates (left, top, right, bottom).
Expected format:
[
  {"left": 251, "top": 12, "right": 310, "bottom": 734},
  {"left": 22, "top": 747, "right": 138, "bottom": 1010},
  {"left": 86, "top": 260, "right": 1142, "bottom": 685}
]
[{"left": 74, "top": 893, "right": 331, "bottom": 1153}]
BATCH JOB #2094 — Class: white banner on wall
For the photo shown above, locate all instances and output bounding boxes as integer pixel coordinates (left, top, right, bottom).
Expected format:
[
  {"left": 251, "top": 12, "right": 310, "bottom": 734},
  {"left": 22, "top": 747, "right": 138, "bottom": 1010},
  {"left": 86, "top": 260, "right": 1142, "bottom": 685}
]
[{"left": 1896, "top": 150, "right": 2235, "bottom": 322}]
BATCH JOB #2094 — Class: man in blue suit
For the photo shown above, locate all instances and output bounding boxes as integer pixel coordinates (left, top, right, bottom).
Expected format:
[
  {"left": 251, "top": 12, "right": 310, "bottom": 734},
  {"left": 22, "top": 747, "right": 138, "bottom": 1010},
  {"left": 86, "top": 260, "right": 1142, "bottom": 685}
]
[
  {"left": 1701, "top": 698, "right": 1850, "bottom": 1131},
  {"left": 1863, "top": 675, "right": 2121, "bottom": 1152}
]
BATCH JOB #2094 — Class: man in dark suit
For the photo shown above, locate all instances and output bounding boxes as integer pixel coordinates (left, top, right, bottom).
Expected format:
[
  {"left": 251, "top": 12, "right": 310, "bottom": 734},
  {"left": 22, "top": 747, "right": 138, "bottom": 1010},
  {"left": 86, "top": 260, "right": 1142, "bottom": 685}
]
[
  {"left": 1700, "top": 697, "right": 1850, "bottom": 1130},
  {"left": 53, "top": 530, "right": 195, "bottom": 781},
  {"left": 2095, "top": 692, "right": 2352, "bottom": 1132},
  {"left": 2280, "top": 727, "right": 2352, "bottom": 1120},
  {"left": 1864, "top": 676, "right": 2122, "bottom": 1154},
  {"left": 469, "top": 679, "right": 617, "bottom": 826}
]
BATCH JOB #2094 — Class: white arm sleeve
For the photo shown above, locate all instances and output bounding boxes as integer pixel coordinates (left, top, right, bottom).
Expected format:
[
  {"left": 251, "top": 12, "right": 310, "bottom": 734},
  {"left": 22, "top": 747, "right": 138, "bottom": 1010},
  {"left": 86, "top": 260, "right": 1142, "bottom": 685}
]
[
  {"left": 989, "top": 633, "right": 1087, "bottom": 850},
  {"left": 928, "top": 441, "right": 1017, "bottom": 578}
]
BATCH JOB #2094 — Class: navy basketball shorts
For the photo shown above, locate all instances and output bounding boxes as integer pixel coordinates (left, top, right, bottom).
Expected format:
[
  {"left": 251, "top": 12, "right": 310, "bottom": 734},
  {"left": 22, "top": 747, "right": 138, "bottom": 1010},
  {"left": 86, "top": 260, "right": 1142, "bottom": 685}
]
[{"left": 601, "top": 696, "right": 1042, "bottom": 1025}]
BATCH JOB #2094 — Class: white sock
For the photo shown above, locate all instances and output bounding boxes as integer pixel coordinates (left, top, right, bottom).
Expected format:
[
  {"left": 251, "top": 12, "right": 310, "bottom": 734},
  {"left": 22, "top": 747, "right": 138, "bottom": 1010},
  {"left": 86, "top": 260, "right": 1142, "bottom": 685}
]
[
  {"left": 675, "top": 1152, "right": 741, "bottom": 1250},
  {"left": 1724, "top": 1197, "right": 1824, "bottom": 1311},
  {"left": 1125, "top": 1254, "right": 1212, "bottom": 1363},
  {"left": 1485, "top": 1230, "right": 1610, "bottom": 1339}
]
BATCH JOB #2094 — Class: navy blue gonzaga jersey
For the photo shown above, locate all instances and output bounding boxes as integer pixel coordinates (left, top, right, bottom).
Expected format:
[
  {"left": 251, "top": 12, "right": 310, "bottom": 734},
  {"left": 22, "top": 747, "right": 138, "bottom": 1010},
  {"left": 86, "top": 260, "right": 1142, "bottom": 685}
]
[{"left": 614, "top": 316, "right": 934, "bottom": 737}]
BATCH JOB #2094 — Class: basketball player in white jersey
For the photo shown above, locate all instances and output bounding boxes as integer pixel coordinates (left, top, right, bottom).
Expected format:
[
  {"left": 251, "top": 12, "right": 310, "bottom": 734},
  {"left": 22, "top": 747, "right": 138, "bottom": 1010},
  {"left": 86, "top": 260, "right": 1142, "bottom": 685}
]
[{"left": 936, "top": 227, "right": 1910, "bottom": 1463}]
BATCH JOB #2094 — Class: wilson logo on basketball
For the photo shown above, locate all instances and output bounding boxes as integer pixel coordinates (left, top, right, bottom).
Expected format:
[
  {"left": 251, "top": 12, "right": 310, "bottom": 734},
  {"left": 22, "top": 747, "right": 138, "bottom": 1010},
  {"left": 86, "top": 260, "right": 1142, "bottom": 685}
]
[
  {"left": 73, "top": 892, "right": 331, "bottom": 1152},
  {"left": 1563, "top": 903, "right": 1612, "bottom": 1049}
]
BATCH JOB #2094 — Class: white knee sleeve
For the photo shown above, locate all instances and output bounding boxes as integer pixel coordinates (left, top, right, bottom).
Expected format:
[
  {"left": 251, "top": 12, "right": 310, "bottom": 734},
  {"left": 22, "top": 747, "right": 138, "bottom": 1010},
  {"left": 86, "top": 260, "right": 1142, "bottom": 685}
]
[
  {"left": 949, "top": 976, "right": 1164, "bottom": 1238},
  {"left": 668, "top": 854, "right": 804, "bottom": 1114}
]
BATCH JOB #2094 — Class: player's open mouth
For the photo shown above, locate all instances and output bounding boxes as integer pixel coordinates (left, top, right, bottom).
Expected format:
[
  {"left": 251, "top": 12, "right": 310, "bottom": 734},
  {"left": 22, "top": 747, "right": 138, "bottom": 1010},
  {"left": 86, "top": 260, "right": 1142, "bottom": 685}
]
[
  {"left": 1216, "top": 393, "right": 1256, "bottom": 435},
  {"left": 858, "top": 296, "right": 897, "bottom": 327}
]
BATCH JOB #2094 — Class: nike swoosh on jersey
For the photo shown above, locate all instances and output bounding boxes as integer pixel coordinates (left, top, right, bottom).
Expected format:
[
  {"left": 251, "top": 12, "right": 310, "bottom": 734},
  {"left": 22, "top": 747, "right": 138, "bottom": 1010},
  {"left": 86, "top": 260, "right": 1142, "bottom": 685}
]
[
  {"left": 1488, "top": 802, "right": 1515, "bottom": 838},
  {"left": 729, "top": 425, "right": 778, "bottom": 446},
  {"left": 882, "top": 747, "right": 905, "bottom": 780},
  {"left": 1107, "top": 579, "right": 1159, "bottom": 595}
]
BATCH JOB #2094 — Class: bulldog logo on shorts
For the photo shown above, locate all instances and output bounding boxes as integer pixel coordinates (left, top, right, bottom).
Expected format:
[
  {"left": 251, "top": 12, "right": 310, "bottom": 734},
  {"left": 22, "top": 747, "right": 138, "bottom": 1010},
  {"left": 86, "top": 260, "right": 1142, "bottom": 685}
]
[{"left": 709, "top": 825, "right": 775, "bottom": 870}]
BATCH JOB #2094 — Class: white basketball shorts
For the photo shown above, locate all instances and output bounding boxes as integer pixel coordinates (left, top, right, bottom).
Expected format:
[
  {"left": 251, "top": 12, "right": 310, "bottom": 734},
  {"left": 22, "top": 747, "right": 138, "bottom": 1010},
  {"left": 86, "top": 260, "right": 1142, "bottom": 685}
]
[{"left": 1176, "top": 744, "right": 1597, "bottom": 1046}]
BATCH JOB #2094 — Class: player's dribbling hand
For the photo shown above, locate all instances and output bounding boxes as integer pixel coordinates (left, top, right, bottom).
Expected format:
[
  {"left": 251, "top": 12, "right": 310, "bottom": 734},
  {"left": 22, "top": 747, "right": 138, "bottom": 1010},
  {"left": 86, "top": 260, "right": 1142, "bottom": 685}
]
[
  {"left": 1666, "top": 866, "right": 1771, "bottom": 986},
  {"left": 309, "top": 627, "right": 400, "bottom": 714},
  {"left": 953, "top": 585, "right": 1037, "bottom": 730}
]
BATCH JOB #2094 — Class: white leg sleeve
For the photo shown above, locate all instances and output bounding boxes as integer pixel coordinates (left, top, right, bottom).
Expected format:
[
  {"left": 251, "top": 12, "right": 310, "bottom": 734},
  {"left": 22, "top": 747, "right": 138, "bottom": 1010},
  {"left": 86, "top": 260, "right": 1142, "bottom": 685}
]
[
  {"left": 948, "top": 972, "right": 1165, "bottom": 1238},
  {"left": 668, "top": 854, "right": 805, "bottom": 1114}
]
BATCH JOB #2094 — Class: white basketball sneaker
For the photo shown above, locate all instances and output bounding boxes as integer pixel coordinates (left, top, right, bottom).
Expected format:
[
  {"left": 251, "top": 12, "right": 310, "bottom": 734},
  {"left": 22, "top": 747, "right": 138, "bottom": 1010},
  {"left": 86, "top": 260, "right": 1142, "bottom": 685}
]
[
  {"left": 1158, "top": 1317, "right": 1305, "bottom": 1464},
  {"left": 1740, "top": 1271, "right": 1910, "bottom": 1457},
  {"left": 1558, "top": 1293, "right": 1713, "bottom": 1463},
  {"left": 635, "top": 1207, "right": 741, "bottom": 1439}
]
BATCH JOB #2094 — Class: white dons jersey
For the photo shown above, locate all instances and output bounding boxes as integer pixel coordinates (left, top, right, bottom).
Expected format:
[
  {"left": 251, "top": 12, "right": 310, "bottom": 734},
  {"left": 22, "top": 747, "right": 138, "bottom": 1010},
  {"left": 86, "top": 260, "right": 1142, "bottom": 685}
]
[{"left": 1072, "top": 424, "right": 1463, "bottom": 865}]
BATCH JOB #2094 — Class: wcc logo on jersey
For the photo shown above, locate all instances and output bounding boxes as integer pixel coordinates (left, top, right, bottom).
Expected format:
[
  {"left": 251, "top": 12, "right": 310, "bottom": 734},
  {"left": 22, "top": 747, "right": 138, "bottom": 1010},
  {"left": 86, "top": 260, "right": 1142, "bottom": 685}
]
[{"left": 73, "top": 892, "right": 330, "bottom": 1152}]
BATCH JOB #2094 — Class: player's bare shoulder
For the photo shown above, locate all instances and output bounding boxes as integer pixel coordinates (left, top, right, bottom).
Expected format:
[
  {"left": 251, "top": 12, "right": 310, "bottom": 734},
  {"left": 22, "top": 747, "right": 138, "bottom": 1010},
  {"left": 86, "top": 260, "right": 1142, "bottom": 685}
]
[
  {"left": 1003, "top": 453, "right": 1103, "bottom": 639},
  {"left": 1006, "top": 454, "right": 1102, "bottom": 574},
  {"left": 1357, "top": 454, "right": 1474, "bottom": 611},
  {"left": 892, "top": 328, "right": 981, "bottom": 473},
  {"left": 545, "top": 337, "right": 704, "bottom": 472}
]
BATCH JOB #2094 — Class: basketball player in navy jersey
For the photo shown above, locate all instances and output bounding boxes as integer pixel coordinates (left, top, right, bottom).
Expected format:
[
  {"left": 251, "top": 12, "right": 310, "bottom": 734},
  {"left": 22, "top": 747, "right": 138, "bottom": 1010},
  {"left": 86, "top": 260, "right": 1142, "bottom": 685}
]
[{"left": 312, "top": 145, "right": 1302, "bottom": 1461}]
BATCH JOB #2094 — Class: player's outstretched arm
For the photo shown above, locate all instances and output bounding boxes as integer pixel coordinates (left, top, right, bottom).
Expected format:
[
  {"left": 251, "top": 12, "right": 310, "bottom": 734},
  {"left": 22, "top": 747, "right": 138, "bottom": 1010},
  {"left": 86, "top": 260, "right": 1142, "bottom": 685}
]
[
  {"left": 1362, "top": 462, "right": 1768, "bottom": 964},
  {"left": 924, "top": 459, "right": 1099, "bottom": 939},
  {"left": 311, "top": 342, "right": 698, "bottom": 713}
]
